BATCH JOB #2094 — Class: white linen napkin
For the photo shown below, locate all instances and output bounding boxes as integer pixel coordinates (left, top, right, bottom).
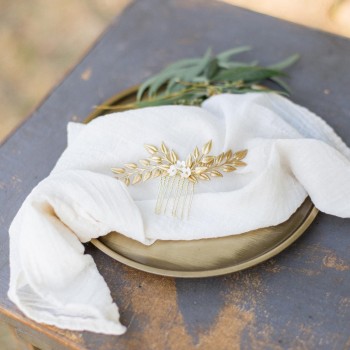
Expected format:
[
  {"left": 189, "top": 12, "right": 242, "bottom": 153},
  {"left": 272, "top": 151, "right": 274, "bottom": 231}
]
[{"left": 8, "top": 93, "right": 350, "bottom": 334}]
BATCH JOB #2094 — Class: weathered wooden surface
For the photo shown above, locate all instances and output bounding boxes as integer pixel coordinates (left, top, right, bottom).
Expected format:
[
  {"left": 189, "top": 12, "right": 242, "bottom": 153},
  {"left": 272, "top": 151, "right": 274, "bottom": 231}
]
[{"left": 1, "top": 0, "right": 350, "bottom": 349}]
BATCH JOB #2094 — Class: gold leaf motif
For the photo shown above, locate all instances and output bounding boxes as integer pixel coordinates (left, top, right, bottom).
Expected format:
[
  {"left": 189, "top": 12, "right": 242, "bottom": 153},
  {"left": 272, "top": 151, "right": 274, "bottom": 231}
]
[
  {"left": 217, "top": 152, "right": 225, "bottom": 163},
  {"left": 151, "top": 156, "right": 162, "bottom": 163},
  {"left": 159, "top": 164, "right": 170, "bottom": 171},
  {"left": 225, "top": 150, "right": 232, "bottom": 160},
  {"left": 234, "top": 150, "right": 248, "bottom": 160},
  {"left": 195, "top": 166, "right": 207, "bottom": 174},
  {"left": 139, "top": 159, "right": 150, "bottom": 166},
  {"left": 201, "top": 155, "right": 215, "bottom": 164},
  {"left": 166, "top": 153, "right": 173, "bottom": 163},
  {"left": 188, "top": 175, "right": 198, "bottom": 183},
  {"left": 210, "top": 170, "right": 223, "bottom": 177},
  {"left": 161, "top": 142, "right": 168, "bottom": 155},
  {"left": 152, "top": 169, "right": 162, "bottom": 178},
  {"left": 202, "top": 140, "right": 212, "bottom": 155},
  {"left": 144, "top": 144, "right": 158, "bottom": 154},
  {"left": 223, "top": 165, "right": 236, "bottom": 172},
  {"left": 170, "top": 150, "right": 178, "bottom": 163},
  {"left": 232, "top": 160, "right": 247, "bottom": 167},
  {"left": 193, "top": 146, "right": 200, "bottom": 159},
  {"left": 186, "top": 154, "right": 192, "bottom": 168},
  {"left": 199, "top": 173, "right": 210, "bottom": 181},
  {"left": 111, "top": 167, "right": 125, "bottom": 174},
  {"left": 143, "top": 171, "right": 152, "bottom": 182},
  {"left": 125, "top": 163, "right": 137, "bottom": 169},
  {"left": 132, "top": 174, "right": 142, "bottom": 184},
  {"left": 112, "top": 141, "right": 247, "bottom": 187}
]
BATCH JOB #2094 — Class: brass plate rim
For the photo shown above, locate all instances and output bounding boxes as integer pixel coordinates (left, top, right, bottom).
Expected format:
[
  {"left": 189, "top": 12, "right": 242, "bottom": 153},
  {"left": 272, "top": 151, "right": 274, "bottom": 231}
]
[
  {"left": 87, "top": 87, "right": 319, "bottom": 278},
  {"left": 90, "top": 205, "right": 318, "bottom": 278}
]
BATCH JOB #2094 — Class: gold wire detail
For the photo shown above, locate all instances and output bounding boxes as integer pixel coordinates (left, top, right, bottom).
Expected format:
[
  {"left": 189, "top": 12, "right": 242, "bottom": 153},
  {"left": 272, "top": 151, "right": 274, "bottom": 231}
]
[{"left": 112, "top": 140, "right": 248, "bottom": 219}]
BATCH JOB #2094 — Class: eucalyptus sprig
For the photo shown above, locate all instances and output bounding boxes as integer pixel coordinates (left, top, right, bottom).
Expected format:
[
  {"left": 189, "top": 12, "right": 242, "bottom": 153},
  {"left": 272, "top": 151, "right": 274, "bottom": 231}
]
[{"left": 100, "top": 46, "right": 299, "bottom": 111}]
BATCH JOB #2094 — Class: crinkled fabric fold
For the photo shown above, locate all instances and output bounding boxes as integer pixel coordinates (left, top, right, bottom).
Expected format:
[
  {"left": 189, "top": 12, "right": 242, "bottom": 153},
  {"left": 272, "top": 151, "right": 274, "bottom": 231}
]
[{"left": 8, "top": 93, "right": 350, "bottom": 334}]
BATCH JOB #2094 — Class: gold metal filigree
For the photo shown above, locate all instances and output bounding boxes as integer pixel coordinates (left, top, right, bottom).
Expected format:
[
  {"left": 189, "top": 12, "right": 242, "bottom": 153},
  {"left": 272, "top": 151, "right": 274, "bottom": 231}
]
[{"left": 112, "top": 141, "right": 247, "bottom": 219}]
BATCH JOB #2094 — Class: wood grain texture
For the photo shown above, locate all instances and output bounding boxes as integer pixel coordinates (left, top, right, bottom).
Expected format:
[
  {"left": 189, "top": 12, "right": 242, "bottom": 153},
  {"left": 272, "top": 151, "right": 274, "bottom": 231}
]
[{"left": 0, "top": 0, "right": 350, "bottom": 349}]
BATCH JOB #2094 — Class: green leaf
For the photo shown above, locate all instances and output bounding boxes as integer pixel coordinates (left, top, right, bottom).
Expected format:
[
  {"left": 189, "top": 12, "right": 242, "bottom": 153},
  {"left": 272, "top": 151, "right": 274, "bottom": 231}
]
[
  {"left": 137, "top": 58, "right": 205, "bottom": 100},
  {"left": 218, "top": 60, "right": 259, "bottom": 69},
  {"left": 137, "top": 75, "right": 160, "bottom": 101},
  {"left": 205, "top": 58, "right": 219, "bottom": 79},
  {"left": 148, "top": 70, "right": 179, "bottom": 97},
  {"left": 164, "top": 57, "right": 202, "bottom": 71},
  {"left": 182, "top": 48, "right": 212, "bottom": 80},
  {"left": 140, "top": 49, "right": 213, "bottom": 98},
  {"left": 136, "top": 90, "right": 206, "bottom": 108},
  {"left": 225, "top": 86, "right": 287, "bottom": 96},
  {"left": 270, "top": 76, "right": 291, "bottom": 94},
  {"left": 212, "top": 66, "right": 285, "bottom": 83},
  {"left": 192, "top": 76, "right": 209, "bottom": 83},
  {"left": 269, "top": 54, "right": 300, "bottom": 70},
  {"left": 135, "top": 45, "right": 299, "bottom": 106},
  {"left": 165, "top": 76, "right": 181, "bottom": 94},
  {"left": 217, "top": 46, "right": 251, "bottom": 62}
]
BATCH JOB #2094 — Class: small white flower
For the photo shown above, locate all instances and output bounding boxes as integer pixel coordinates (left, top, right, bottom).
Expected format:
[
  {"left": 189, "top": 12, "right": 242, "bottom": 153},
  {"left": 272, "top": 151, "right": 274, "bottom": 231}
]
[
  {"left": 181, "top": 167, "right": 191, "bottom": 178},
  {"left": 176, "top": 160, "right": 186, "bottom": 169},
  {"left": 167, "top": 165, "right": 177, "bottom": 176}
]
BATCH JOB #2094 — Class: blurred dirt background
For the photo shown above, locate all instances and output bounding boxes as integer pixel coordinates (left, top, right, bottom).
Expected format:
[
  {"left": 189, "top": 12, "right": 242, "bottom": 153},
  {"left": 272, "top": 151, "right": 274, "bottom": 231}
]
[
  {"left": 222, "top": 0, "right": 350, "bottom": 37},
  {"left": 0, "top": 0, "right": 130, "bottom": 142}
]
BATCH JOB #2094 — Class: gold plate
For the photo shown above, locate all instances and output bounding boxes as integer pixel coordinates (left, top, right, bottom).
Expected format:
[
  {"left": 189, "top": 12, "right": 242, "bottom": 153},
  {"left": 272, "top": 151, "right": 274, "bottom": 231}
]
[{"left": 87, "top": 87, "right": 318, "bottom": 278}]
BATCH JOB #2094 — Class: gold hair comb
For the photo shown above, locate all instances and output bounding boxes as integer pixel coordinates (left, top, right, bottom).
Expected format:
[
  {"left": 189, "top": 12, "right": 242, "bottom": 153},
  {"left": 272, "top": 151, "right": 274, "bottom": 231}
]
[{"left": 112, "top": 140, "right": 247, "bottom": 219}]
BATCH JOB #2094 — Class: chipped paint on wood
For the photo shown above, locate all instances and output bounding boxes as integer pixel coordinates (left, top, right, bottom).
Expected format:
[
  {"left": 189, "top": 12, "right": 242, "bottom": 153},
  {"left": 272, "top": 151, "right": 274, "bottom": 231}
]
[
  {"left": 115, "top": 267, "right": 255, "bottom": 350},
  {"left": 81, "top": 68, "right": 92, "bottom": 81},
  {"left": 323, "top": 254, "right": 350, "bottom": 271}
]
